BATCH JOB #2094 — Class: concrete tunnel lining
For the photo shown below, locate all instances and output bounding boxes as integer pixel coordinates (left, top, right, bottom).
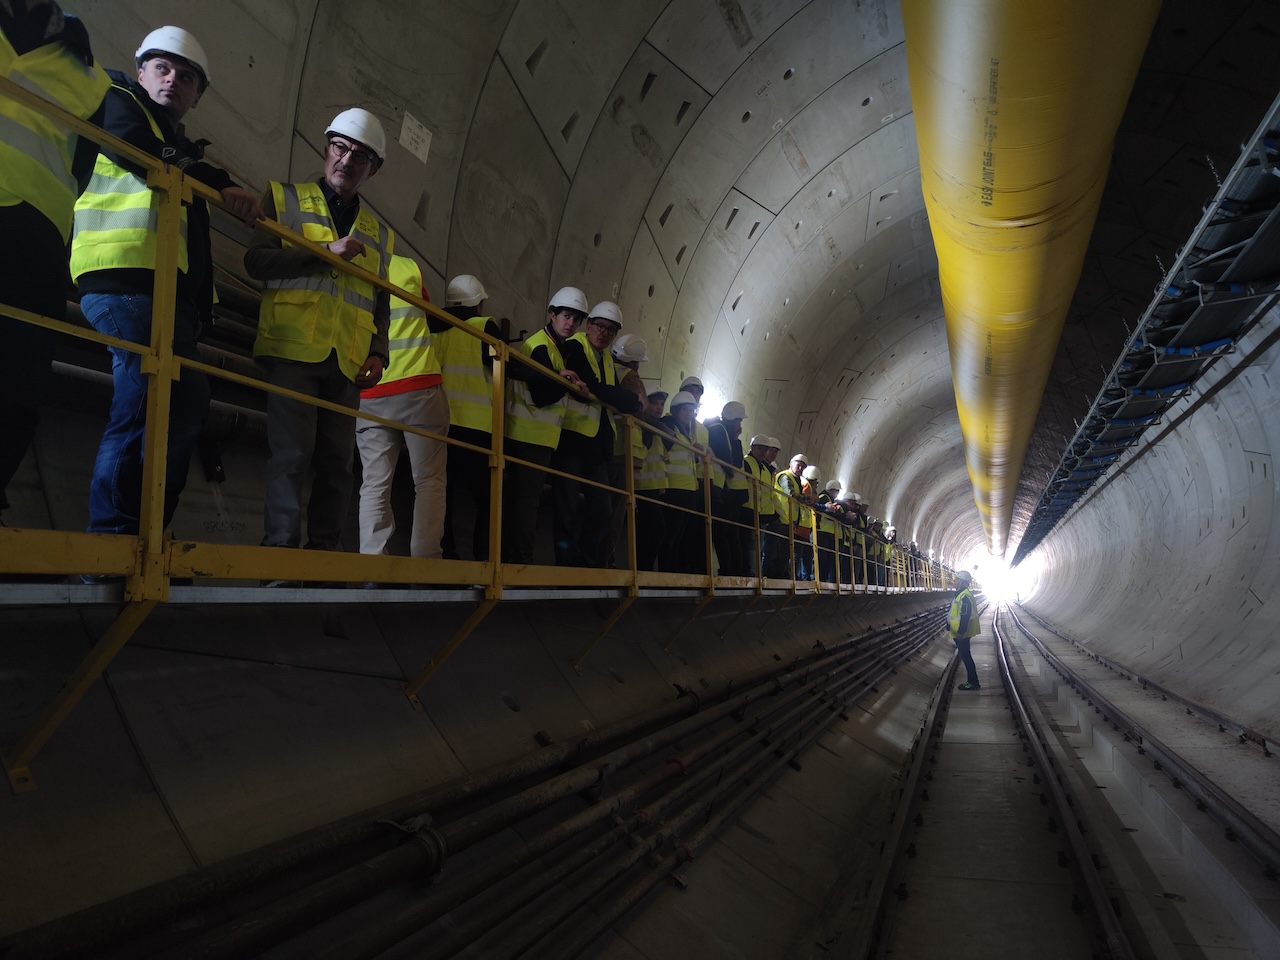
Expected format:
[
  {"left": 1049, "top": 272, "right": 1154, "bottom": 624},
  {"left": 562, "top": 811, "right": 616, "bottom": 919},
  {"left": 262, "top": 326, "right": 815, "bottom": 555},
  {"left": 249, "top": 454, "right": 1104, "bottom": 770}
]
[{"left": 4, "top": 0, "right": 1280, "bottom": 951}]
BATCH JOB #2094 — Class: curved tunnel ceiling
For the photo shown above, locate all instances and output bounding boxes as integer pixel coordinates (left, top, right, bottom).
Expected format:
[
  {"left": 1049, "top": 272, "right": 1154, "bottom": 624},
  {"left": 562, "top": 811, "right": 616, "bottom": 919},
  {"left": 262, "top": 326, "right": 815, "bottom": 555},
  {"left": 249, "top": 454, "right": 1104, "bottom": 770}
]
[{"left": 81, "top": 0, "right": 1280, "bottom": 568}]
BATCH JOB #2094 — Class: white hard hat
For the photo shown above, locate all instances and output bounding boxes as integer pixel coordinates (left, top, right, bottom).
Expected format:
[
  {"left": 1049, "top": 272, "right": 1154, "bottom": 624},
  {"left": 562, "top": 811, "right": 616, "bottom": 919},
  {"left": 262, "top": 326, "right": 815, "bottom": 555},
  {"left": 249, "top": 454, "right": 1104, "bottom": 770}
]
[
  {"left": 956, "top": 570, "right": 972, "bottom": 582},
  {"left": 801, "top": 465, "right": 821, "bottom": 481},
  {"left": 680, "top": 376, "right": 704, "bottom": 393},
  {"left": 648, "top": 388, "right": 669, "bottom": 400},
  {"left": 447, "top": 275, "right": 488, "bottom": 307},
  {"left": 826, "top": 479, "right": 842, "bottom": 492},
  {"left": 588, "top": 301, "right": 623, "bottom": 327},
  {"left": 765, "top": 437, "right": 781, "bottom": 449},
  {"left": 748, "top": 434, "right": 770, "bottom": 447},
  {"left": 136, "top": 26, "right": 210, "bottom": 87},
  {"left": 549, "top": 286, "right": 589, "bottom": 314},
  {"left": 669, "top": 390, "right": 698, "bottom": 409},
  {"left": 790, "top": 452, "right": 808, "bottom": 464},
  {"left": 721, "top": 400, "right": 747, "bottom": 421},
  {"left": 851, "top": 491, "right": 864, "bottom": 502},
  {"left": 326, "top": 108, "right": 387, "bottom": 161},
  {"left": 611, "top": 333, "right": 648, "bottom": 363}
]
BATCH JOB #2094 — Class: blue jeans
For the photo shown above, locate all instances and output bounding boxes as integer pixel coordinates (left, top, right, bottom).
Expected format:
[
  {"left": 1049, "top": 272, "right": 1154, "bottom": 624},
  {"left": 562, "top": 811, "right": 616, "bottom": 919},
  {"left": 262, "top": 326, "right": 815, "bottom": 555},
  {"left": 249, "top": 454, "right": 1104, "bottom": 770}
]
[{"left": 81, "top": 293, "right": 209, "bottom": 535}]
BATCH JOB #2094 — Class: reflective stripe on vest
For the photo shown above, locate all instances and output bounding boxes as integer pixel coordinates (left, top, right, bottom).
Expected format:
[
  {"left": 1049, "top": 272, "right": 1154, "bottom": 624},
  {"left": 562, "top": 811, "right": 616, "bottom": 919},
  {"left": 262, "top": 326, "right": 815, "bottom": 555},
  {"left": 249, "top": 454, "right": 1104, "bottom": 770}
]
[
  {"left": 561, "top": 331, "right": 616, "bottom": 439},
  {"left": 743, "top": 455, "right": 776, "bottom": 517},
  {"left": 636, "top": 429, "right": 668, "bottom": 492},
  {"left": 505, "top": 328, "right": 566, "bottom": 449},
  {"left": 0, "top": 34, "right": 108, "bottom": 241},
  {"left": 665, "top": 425, "right": 698, "bottom": 491},
  {"left": 705, "top": 421, "right": 749, "bottom": 492},
  {"left": 70, "top": 84, "right": 189, "bottom": 280},
  {"left": 380, "top": 255, "right": 440, "bottom": 386},
  {"left": 438, "top": 315, "right": 493, "bottom": 433},
  {"left": 254, "top": 181, "right": 393, "bottom": 382}
]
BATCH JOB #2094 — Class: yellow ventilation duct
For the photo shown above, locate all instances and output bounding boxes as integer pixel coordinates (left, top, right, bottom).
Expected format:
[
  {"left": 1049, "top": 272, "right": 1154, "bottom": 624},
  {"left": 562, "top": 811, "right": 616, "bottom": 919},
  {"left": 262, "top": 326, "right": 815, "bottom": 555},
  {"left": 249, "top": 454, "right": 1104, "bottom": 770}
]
[{"left": 902, "top": 0, "right": 1160, "bottom": 556}]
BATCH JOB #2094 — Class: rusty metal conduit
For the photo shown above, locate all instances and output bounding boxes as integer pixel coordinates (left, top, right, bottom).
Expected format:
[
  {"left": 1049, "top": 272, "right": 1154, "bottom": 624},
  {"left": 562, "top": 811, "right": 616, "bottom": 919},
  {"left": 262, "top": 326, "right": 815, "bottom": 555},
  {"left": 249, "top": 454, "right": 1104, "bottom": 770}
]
[
  {"left": 318, "top": 620, "right": 942, "bottom": 960},
  {"left": 2, "top": 609, "right": 944, "bottom": 959},
  {"left": 901, "top": 0, "right": 1160, "bottom": 554}
]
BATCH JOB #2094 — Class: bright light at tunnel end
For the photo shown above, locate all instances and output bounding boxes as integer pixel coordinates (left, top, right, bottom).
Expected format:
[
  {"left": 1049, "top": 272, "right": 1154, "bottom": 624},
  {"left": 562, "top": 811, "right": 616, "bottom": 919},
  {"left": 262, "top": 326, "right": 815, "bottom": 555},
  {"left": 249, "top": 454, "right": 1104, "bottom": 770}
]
[{"left": 962, "top": 548, "right": 1044, "bottom": 604}]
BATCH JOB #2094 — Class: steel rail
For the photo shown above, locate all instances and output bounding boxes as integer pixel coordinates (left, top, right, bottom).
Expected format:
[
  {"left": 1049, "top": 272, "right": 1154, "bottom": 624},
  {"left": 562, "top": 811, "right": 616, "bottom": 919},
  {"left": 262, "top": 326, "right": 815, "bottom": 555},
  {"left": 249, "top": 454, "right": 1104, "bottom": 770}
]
[
  {"left": 1013, "top": 605, "right": 1278, "bottom": 758},
  {"left": 1005, "top": 606, "right": 1280, "bottom": 881},
  {"left": 993, "top": 607, "right": 1137, "bottom": 960}
]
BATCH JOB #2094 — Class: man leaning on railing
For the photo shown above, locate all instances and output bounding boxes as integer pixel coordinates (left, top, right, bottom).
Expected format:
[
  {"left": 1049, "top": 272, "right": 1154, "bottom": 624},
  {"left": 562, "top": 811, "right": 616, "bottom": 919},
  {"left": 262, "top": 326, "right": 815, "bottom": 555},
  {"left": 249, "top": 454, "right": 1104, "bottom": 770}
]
[{"left": 70, "top": 25, "right": 261, "bottom": 572}]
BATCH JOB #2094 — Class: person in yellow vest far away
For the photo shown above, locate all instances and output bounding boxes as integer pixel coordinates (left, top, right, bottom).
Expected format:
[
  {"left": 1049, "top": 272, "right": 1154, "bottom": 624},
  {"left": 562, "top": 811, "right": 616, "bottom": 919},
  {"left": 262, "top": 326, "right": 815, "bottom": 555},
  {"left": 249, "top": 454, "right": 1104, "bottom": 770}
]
[
  {"left": 70, "top": 25, "right": 262, "bottom": 580},
  {"left": 245, "top": 107, "right": 391, "bottom": 579},
  {"left": 1, "top": 0, "right": 109, "bottom": 531},
  {"left": 501, "top": 286, "right": 589, "bottom": 565},
  {"left": 949, "top": 569, "right": 982, "bottom": 690},
  {"left": 704, "top": 400, "right": 749, "bottom": 576},
  {"left": 439, "top": 274, "right": 502, "bottom": 562},
  {"left": 743, "top": 434, "right": 778, "bottom": 579},
  {"left": 601, "top": 332, "right": 652, "bottom": 568},
  {"left": 355, "top": 256, "right": 457, "bottom": 583},
  {"left": 552, "top": 300, "right": 641, "bottom": 567},
  {"left": 659, "top": 390, "right": 708, "bottom": 574}
]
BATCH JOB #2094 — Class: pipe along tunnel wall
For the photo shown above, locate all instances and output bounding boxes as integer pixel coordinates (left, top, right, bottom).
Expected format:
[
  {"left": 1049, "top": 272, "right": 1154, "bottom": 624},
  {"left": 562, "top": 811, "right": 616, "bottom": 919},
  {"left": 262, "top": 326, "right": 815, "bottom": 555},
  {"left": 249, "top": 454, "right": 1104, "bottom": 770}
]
[{"left": 0, "top": 573, "right": 951, "bottom": 948}]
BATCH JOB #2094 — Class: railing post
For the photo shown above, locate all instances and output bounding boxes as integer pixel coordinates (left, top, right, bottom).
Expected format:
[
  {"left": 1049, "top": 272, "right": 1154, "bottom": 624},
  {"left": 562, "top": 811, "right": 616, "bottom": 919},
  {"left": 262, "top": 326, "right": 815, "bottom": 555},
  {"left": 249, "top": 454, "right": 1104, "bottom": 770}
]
[
  {"left": 487, "top": 344, "right": 506, "bottom": 596},
  {"left": 132, "top": 163, "right": 190, "bottom": 601}
]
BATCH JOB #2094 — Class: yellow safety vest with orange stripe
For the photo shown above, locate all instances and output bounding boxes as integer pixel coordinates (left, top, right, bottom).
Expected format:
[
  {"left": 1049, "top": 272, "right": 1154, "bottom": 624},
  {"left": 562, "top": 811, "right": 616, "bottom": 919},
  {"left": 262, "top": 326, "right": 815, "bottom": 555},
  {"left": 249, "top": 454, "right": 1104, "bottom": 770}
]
[{"left": 375, "top": 255, "right": 439, "bottom": 388}]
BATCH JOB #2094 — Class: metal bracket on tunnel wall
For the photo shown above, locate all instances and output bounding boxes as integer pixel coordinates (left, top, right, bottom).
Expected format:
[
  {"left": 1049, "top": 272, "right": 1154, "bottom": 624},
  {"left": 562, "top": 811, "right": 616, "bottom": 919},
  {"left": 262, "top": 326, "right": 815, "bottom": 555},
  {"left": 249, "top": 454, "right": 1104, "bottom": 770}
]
[
  {"left": 404, "top": 598, "right": 499, "bottom": 707},
  {"left": 569, "top": 593, "right": 638, "bottom": 672},
  {"left": 758, "top": 593, "right": 794, "bottom": 633},
  {"left": 663, "top": 593, "right": 715, "bottom": 650},
  {"left": 717, "top": 593, "right": 763, "bottom": 638},
  {"left": 4, "top": 599, "right": 159, "bottom": 793}
]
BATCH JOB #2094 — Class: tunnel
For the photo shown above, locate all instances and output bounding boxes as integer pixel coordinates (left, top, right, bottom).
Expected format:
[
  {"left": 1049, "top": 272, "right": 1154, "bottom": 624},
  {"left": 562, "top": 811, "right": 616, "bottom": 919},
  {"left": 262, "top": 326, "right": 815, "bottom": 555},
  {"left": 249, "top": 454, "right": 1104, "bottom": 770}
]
[{"left": 2, "top": 0, "right": 1279, "bottom": 957}]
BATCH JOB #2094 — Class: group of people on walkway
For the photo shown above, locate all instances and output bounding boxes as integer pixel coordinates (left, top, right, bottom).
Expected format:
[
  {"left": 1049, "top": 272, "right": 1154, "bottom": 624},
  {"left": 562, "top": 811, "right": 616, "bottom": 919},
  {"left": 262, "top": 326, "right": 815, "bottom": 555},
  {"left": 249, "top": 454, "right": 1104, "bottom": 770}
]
[{"left": 1, "top": 10, "right": 939, "bottom": 588}]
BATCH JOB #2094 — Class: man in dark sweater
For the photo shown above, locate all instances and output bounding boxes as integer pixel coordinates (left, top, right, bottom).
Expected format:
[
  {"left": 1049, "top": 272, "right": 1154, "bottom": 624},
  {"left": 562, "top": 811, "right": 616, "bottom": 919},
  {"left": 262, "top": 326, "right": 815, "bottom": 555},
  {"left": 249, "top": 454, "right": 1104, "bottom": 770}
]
[{"left": 70, "top": 25, "right": 261, "bottom": 549}]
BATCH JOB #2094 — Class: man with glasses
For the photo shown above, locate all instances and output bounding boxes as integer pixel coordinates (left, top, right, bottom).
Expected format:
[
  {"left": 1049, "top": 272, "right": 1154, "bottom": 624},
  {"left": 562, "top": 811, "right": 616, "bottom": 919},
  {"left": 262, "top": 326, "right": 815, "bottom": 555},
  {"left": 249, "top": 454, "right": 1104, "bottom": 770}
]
[
  {"left": 70, "top": 26, "right": 262, "bottom": 562},
  {"left": 552, "top": 300, "right": 641, "bottom": 566},
  {"left": 502, "top": 286, "right": 589, "bottom": 564},
  {"left": 245, "top": 107, "right": 394, "bottom": 564}
]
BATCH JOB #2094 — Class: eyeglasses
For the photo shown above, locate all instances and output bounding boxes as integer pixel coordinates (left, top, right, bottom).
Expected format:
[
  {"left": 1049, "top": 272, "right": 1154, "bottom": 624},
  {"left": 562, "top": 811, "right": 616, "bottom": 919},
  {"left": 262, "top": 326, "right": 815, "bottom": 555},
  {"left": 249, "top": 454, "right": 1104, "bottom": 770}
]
[
  {"left": 328, "top": 140, "right": 377, "bottom": 167},
  {"left": 587, "top": 319, "right": 619, "bottom": 337}
]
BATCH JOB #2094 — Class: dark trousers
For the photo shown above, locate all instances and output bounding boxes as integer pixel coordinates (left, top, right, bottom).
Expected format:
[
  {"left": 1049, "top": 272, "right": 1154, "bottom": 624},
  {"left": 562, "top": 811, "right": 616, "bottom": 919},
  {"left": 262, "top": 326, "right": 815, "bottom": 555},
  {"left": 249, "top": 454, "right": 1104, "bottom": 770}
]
[
  {"left": 635, "top": 494, "right": 665, "bottom": 571},
  {"left": 502, "top": 438, "right": 553, "bottom": 564},
  {"left": 816, "top": 530, "right": 837, "bottom": 583},
  {"left": 712, "top": 493, "right": 748, "bottom": 575},
  {"left": 761, "top": 519, "right": 788, "bottom": 578},
  {"left": 0, "top": 206, "right": 64, "bottom": 513},
  {"left": 442, "top": 425, "right": 492, "bottom": 561},
  {"left": 661, "top": 486, "right": 706, "bottom": 573},
  {"left": 551, "top": 449, "right": 611, "bottom": 567},
  {"left": 953, "top": 635, "right": 979, "bottom": 686}
]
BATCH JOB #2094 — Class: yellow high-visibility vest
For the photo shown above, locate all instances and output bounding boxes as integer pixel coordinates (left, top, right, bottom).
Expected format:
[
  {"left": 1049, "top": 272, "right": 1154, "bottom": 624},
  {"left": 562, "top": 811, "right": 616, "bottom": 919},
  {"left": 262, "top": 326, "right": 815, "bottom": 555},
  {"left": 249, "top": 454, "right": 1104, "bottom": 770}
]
[
  {"left": 743, "top": 455, "right": 776, "bottom": 518},
  {"left": 636, "top": 427, "right": 668, "bottom": 492},
  {"left": 949, "top": 587, "right": 980, "bottom": 637},
  {"left": 665, "top": 423, "right": 699, "bottom": 492},
  {"left": 71, "top": 83, "right": 189, "bottom": 280},
  {"left": 775, "top": 470, "right": 806, "bottom": 523},
  {"left": 378, "top": 255, "right": 440, "bottom": 387},
  {"left": 254, "top": 181, "right": 394, "bottom": 382},
  {"left": 438, "top": 315, "right": 494, "bottom": 433},
  {"left": 0, "top": 32, "right": 109, "bottom": 241},
  {"left": 561, "top": 331, "right": 616, "bottom": 438},
  {"left": 505, "top": 328, "right": 567, "bottom": 449}
]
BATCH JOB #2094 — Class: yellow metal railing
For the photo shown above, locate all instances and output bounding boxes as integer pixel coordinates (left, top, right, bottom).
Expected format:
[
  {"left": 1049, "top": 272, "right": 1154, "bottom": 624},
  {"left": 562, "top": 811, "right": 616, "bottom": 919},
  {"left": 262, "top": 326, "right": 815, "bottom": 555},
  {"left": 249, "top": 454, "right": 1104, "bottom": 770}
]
[{"left": 0, "top": 74, "right": 956, "bottom": 789}]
